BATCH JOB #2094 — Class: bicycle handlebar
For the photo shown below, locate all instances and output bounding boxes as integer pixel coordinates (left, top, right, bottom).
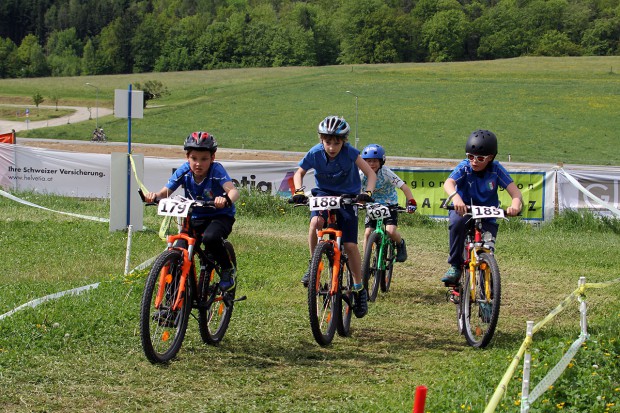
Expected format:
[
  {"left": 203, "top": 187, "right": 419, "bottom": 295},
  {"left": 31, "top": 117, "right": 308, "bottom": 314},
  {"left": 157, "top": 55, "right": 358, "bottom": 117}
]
[
  {"left": 288, "top": 193, "right": 372, "bottom": 207},
  {"left": 138, "top": 189, "right": 216, "bottom": 208}
]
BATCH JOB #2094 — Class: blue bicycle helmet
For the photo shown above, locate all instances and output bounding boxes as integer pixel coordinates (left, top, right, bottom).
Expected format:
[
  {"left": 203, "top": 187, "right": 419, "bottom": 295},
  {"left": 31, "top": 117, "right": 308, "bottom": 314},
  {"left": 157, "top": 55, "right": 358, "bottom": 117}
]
[
  {"left": 183, "top": 131, "right": 218, "bottom": 152},
  {"left": 361, "top": 144, "right": 386, "bottom": 166},
  {"left": 318, "top": 115, "right": 350, "bottom": 139}
]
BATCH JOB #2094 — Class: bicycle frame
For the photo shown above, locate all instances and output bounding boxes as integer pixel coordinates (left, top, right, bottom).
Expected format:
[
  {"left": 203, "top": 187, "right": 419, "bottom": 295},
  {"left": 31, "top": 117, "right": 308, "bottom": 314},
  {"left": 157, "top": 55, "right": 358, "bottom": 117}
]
[
  {"left": 315, "top": 212, "right": 344, "bottom": 296},
  {"left": 463, "top": 219, "right": 494, "bottom": 305}
]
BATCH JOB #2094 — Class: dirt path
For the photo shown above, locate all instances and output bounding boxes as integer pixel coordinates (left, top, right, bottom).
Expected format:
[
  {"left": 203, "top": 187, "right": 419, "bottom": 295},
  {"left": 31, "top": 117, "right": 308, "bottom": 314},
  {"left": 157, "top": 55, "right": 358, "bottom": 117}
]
[{"left": 16, "top": 138, "right": 459, "bottom": 168}]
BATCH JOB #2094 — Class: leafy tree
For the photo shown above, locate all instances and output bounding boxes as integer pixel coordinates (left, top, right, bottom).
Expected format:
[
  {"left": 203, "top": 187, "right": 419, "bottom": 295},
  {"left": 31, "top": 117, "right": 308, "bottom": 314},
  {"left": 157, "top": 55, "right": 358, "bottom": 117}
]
[
  {"left": 422, "top": 9, "right": 469, "bottom": 62},
  {"left": 534, "top": 30, "right": 582, "bottom": 56},
  {"left": 81, "top": 38, "right": 98, "bottom": 75},
  {"left": 133, "top": 80, "right": 170, "bottom": 108},
  {"left": 0, "top": 37, "right": 18, "bottom": 78},
  {"left": 132, "top": 14, "right": 165, "bottom": 73},
  {"left": 32, "top": 92, "right": 45, "bottom": 108},
  {"left": 16, "top": 34, "right": 49, "bottom": 77},
  {"left": 46, "top": 28, "right": 83, "bottom": 76},
  {"left": 581, "top": 16, "right": 620, "bottom": 55},
  {"left": 154, "top": 14, "right": 206, "bottom": 71}
]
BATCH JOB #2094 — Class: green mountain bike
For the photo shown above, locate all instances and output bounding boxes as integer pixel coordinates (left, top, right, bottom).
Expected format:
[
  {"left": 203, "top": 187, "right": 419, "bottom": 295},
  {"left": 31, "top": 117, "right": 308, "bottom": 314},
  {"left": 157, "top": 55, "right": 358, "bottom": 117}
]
[{"left": 362, "top": 203, "right": 405, "bottom": 302}]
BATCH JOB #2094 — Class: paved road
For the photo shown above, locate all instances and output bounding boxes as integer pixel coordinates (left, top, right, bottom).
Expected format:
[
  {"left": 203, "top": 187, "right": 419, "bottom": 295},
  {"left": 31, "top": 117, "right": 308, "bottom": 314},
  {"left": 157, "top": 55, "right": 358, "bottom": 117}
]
[{"left": 0, "top": 105, "right": 113, "bottom": 134}]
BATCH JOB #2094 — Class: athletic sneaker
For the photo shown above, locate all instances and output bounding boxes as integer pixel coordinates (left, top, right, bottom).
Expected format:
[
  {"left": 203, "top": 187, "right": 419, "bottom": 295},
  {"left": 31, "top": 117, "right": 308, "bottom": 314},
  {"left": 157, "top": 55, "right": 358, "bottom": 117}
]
[
  {"left": 301, "top": 259, "right": 311, "bottom": 287},
  {"left": 152, "top": 309, "right": 177, "bottom": 328},
  {"left": 219, "top": 268, "right": 236, "bottom": 292},
  {"left": 352, "top": 288, "right": 368, "bottom": 318},
  {"left": 395, "top": 239, "right": 408, "bottom": 262},
  {"left": 441, "top": 265, "right": 461, "bottom": 284}
]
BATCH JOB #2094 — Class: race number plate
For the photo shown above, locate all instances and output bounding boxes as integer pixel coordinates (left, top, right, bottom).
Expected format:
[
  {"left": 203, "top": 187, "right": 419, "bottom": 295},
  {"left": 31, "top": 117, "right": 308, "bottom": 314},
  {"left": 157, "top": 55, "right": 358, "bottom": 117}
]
[
  {"left": 471, "top": 205, "right": 505, "bottom": 219},
  {"left": 158, "top": 197, "right": 193, "bottom": 217},
  {"left": 309, "top": 196, "right": 341, "bottom": 211},
  {"left": 366, "top": 204, "right": 390, "bottom": 220}
]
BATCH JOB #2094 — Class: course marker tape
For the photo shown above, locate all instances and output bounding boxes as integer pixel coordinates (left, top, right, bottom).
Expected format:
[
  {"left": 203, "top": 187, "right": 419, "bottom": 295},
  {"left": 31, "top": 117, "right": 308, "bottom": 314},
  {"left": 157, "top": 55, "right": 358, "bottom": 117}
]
[
  {"left": 0, "top": 283, "right": 100, "bottom": 321},
  {"left": 484, "top": 275, "right": 619, "bottom": 413},
  {"left": 0, "top": 189, "right": 109, "bottom": 222}
]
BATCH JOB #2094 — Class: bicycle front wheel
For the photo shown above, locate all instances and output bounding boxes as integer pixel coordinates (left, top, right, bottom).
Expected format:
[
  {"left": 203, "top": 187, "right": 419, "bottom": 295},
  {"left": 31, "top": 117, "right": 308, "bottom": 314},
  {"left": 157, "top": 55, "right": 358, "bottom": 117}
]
[
  {"left": 362, "top": 232, "right": 382, "bottom": 302},
  {"left": 336, "top": 260, "right": 353, "bottom": 337},
  {"left": 308, "top": 241, "right": 339, "bottom": 346},
  {"left": 198, "top": 240, "right": 237, "bottom": 345},
  {"left": 461, "top": 252, "right": 501, "bottom": 348},
  {"left": 140, "top": 249, "right": 192, "bottom": 363},
  {"left": 380, "top": 241, "right": 396, "bottom": 293}
]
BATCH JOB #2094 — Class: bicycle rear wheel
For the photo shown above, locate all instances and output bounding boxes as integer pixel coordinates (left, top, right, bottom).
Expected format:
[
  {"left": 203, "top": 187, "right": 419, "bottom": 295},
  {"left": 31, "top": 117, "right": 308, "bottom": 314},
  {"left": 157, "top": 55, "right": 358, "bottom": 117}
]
[
  {"left": 380, "top": 241, "right": 396, "bottom": 293},
  {"left": 198, "top": 240, "right": 237, "bottom": 345},
  {"left": 461, "top": 252, "right": 501, "bottom": 348},
  {"left": 308, "top": 241, "right": 339, "bottom": 346},
  {"left": 362, "top": 232, "right": 382, "bottom": 302},
  {"left": 140, "top": 249, "right": 192, "bottom": 363},
  {"left": 336, "top": 261, "right": 353, "bottom": 337}
]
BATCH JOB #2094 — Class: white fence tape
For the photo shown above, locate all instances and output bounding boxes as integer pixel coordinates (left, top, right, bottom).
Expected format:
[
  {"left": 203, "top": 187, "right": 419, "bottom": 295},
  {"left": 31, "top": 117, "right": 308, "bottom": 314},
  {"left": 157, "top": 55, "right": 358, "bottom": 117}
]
[
  {"left": 0, "top": 283, "right": 100, "bottom": 321},
  {"left": 0, "top": 189, "right": 109, "bottom": 222}
]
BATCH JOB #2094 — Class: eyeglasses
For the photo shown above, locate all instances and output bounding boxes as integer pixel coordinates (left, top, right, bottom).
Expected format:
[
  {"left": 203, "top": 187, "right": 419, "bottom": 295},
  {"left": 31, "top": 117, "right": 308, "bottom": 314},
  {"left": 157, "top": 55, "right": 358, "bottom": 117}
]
[{"left": 466, "top": 153, "right": 491, "bottom": 162}]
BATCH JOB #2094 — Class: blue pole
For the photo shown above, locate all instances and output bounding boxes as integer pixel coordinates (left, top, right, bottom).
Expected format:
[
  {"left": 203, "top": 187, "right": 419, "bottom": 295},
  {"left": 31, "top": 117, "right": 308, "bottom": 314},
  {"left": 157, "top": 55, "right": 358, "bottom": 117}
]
[{"left": 126, "top": 84, "right": 132, "bottom": 228}]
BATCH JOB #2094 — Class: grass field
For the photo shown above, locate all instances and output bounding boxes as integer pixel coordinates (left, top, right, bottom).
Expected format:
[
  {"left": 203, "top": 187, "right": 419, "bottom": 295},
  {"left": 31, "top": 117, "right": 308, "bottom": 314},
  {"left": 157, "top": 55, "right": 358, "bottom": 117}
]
[
  {"left": 1, "top": 56, "right": 619, "bottom": 165},
  {"left": 0, "top": 191, "right": 618, "bottom": 412}
]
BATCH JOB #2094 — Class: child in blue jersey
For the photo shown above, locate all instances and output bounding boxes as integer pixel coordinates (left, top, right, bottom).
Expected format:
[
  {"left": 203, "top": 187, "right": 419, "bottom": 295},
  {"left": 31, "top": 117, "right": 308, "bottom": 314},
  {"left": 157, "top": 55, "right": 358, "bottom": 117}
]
[
  {"left": 442, "top": 130, "right": 522, "bottom": 284},
  {"left": 292, "top": 115, "right": 377, "bottom": 318},
  {"left": 360, "top": 144, "right": 417, "bottom": 262},
  {"left": 145, "top": 131, "right": 240, "bottom": 291}
]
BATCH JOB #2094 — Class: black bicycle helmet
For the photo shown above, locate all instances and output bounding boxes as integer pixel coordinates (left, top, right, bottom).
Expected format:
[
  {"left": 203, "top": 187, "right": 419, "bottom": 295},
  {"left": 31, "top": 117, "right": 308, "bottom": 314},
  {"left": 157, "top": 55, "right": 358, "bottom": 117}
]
[
  {"left": 465, "top": 130, "right": 497, "bottom": 155},
  {"left": 183, "top": 131, "right": 218, "bottom": 152},
  {"left": 318, "top": 115, "right": 350, "bottom": 139}
]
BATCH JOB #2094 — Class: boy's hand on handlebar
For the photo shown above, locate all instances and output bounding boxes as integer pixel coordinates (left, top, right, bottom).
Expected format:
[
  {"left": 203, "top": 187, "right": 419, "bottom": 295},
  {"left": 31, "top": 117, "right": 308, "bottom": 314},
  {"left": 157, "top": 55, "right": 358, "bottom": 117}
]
[
  {"left": 506, "top": 206, "right": 521, "bottom": 216},
  {"left": 451, "top": 194, "right": 468, "bottom": 216},
  {"left": 144, "top": 192, "right": 158, "bottom": 203},
  {"left": 214, "top": 195, "right": 230, "bottom": 209},
  {"left": 355, "top": 191, "right": 373, "bottom": 204},
  {"left": 406, "top": 198, "right": 417, "bottom": 213},
  {"left": 291, "top": 189, "right": 308, "bottom": 204}
]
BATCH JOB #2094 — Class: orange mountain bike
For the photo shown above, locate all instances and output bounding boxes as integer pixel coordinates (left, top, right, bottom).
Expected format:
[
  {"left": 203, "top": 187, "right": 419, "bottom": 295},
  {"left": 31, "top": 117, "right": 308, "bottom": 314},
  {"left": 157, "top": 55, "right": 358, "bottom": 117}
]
[
  {"left": 139, "top": 191, "right": 245, "bottom": 363},
  {"left": 292, "top": 194, "right": 358, "bottom": 346}
]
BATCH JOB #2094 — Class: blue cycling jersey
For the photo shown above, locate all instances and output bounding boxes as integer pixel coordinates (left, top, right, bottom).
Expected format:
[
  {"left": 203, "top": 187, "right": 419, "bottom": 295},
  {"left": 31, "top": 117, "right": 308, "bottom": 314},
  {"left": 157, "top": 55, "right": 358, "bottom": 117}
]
[{"left": 165, "top": 161, "right": 235, "bottom": 218}]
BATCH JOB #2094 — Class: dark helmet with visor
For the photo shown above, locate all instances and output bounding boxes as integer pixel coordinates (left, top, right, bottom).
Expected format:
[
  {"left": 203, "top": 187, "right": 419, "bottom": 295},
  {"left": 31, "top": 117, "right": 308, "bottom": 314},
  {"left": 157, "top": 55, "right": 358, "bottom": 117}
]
[
  {"left": 465, "top": 129, "right": 497, "bottom": 156},
  {"left": 318, "top": 115, "right": 350, "bottom": 139},
  {"left": 184, "top": 131, "right": 218, "bottom": 152}
]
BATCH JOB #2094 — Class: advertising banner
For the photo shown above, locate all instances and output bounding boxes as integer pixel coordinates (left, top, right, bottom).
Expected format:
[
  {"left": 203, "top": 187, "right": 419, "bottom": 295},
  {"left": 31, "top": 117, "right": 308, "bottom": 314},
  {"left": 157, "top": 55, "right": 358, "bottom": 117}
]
[
  {"left": 0, "top": 144, "right": 301, "bottom": 199},
  {"left": 557, "top": 167, "right": 620, "bottom": 217},
  {"left": 392, "top": 167, "right": 555, "bottom": 222}
]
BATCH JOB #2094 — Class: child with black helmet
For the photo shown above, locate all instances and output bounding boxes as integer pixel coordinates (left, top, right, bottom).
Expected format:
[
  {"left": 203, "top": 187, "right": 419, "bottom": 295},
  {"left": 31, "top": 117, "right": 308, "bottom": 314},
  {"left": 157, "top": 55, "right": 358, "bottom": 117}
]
[
  {"left": 441, "top": 129, "right": 522, "bottom": 284},
  {"left": 145, "top": 131, "right": 240, "bottom": 291},
  {"left": 360, "top": 143, "right": 417, "bottom": 262},
  {"left": 292, "top": 115, "right": 377, "bottom": 318}
]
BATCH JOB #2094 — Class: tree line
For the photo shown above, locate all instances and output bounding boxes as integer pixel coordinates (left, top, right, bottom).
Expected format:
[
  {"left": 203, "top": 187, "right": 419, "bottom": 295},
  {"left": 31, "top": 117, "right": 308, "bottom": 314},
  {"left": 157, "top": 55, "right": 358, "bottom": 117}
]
[{"left": 0, "top": 0, "right": 619, "bottom": 78}]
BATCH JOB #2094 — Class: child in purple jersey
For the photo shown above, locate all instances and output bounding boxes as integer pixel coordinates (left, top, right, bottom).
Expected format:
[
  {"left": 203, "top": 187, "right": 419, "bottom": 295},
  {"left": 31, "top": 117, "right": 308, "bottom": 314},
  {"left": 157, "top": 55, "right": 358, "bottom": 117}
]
[
  {"left": 146, "top": 131, "right": 240, "bottom": 291},
  {"left": 442, "top": 130, "right": 522, "bottom": 284}
]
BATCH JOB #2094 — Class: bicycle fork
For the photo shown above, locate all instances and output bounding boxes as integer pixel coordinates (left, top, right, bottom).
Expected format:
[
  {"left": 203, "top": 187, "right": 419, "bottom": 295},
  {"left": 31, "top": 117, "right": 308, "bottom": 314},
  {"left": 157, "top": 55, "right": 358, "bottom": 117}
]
[
  {"left": 316, "top": 227, "right": 342, "bottom": 296},
  {"left": 155, "top": 233, "right": 196, "bottom": 311}
]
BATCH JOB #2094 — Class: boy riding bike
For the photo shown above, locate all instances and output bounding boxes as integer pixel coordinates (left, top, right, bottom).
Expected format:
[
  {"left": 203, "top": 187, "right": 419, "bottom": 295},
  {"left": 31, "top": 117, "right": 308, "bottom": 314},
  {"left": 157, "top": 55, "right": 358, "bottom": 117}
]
[
  {"left": 360, "top": 144, "right": 417, "bottom": 262},
  {"left": 441, "top": 129, "right": 522, "bottom": 284},
  {"left": 292, "top": 115, "right": 377, "bottom": 318},
  {"left": 145, "top": 131, "right": 240, "bottom": 292}
]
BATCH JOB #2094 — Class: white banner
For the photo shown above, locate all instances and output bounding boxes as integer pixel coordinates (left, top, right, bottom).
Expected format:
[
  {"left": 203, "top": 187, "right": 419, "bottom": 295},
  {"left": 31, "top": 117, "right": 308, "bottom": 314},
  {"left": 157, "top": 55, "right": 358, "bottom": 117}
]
[
  {"left": 0, "top": 144, "right": 301, "bottom": 199},
  {"left": 557, "top": 167, "right": 620, "bottom": 217}
]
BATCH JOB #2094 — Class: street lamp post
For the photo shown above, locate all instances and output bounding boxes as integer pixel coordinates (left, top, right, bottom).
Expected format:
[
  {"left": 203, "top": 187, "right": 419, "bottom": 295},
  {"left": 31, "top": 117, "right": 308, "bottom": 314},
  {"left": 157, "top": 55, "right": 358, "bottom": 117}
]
[
  {"left": 85, "top": 82, "right": 99, "bottom": 130},
  {"left": 345, "top": 91, "right": 359, "bottom": 148}
]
